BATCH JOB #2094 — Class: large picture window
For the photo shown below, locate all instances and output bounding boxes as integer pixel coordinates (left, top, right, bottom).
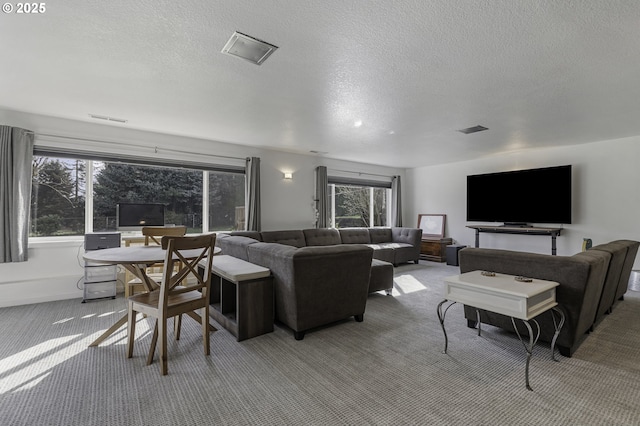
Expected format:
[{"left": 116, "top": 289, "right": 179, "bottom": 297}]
[
  {"left": 328, "top": 180, "right": 390, "bottom": 228},
  {"left": 31, "top": 154, "right": 245, "bottom": 237}
]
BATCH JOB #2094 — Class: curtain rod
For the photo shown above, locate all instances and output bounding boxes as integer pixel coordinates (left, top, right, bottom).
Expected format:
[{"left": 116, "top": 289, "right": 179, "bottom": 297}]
[
  {"left": 329, "top": 168, "right": 395, "bottom": 179},
  {"left": 29, "top": 131, "right": 248, "bottom": 162}
]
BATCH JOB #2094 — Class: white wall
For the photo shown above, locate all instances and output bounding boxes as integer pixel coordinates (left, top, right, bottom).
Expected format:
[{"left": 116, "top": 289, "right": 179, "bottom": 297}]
[
  {"left": 406, "top": 136, "right": 640, "bottom": 265},
  {"left": 6, "top": 108, "right": 638, "bottom": 308},
  {"left": 0, "top": 109, "right": 404, "bottom": 307}
]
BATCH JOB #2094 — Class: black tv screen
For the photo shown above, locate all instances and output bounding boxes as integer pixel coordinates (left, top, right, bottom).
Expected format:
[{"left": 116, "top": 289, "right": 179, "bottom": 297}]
[
  {"left": 466, "top": 165, "right": 572, "bottom": 225},
  {"left": 116, "top": 203, "right": 165, "bottom": 231}
]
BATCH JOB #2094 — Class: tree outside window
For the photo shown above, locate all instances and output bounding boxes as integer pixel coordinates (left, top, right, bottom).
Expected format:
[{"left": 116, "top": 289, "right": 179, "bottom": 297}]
[
  {"left": 208, "top": 172, "right": 245, "bottom": 231},
  {"left": 93, "top": 162, "right": 203, "bottom": 233},
  {"left": 30, "top": 155, "right": 246, "bottom": 237},
  {"left": 329, "top": 184, "right": 388, "bottom": 228},
  {"left": 31, "top": 157, "right": 85, "bottom": 236}
]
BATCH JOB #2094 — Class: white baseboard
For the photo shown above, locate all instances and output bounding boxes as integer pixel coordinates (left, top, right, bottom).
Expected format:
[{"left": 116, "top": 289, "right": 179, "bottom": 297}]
[{"left": 0, "top": 275, "right": 84, "bottom": 308}]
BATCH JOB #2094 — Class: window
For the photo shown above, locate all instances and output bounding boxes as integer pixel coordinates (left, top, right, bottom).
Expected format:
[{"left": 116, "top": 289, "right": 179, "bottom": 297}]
[
  {"left": 31, "top": 156, "right": 86, "bottom": 236},
  {"left": 328, "top": 182, "right": 390, "bottom": 228},
  {"left": 30, "top": 154, "right": 245, "bottom": 237},
  {"left": 92, "top": 161, "right": 205, "bottom": 233},
  {"left": 208, "top": 171, "right": 246, "bottom": 231}
]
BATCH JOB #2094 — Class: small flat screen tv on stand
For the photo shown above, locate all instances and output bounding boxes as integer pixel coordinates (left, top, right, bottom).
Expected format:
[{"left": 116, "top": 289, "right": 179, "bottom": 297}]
[{"left": 116, "top": 203, "right": 165, "bottom": 232}]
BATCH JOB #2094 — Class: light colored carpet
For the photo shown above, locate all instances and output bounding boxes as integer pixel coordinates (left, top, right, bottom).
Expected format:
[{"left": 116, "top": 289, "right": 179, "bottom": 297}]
[{"left": 1, "top": 261, "right": 639, "bottom": 425}]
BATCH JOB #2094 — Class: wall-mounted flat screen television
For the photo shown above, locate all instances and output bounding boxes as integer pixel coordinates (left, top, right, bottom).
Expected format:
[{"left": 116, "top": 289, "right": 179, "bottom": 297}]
[
  {"left": 116, "top": 203, "right": 165, "bottom": 231},
  {"left": 466, "top": 165, "right": 572, "bottom": 225}
]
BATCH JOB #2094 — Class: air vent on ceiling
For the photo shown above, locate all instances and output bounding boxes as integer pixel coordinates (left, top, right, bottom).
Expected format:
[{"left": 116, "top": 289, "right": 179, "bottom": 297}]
[
  {"left": 221, "top": 31, "right": 278, "bottom": 65},
  {"left": 458, "top": 125, "right": 488, "bottom": 134},
  {"left": 89, "top": 114, "right": 128, "bottom": 124}
]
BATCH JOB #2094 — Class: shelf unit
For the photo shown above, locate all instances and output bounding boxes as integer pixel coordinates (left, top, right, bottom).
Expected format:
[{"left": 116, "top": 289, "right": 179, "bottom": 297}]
[
  {"left": 83, "top": 233, "right": 121, "bottom": 302},
  {"left": 199, "top": 256, "right": 274, "bottom": 341}
]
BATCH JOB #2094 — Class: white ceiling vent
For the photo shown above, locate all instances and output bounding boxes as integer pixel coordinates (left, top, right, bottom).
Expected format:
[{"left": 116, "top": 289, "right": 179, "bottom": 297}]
[
  {"left": 458, "top": 125, "right": 488, "bottom": 134},
  {"left": 89, "top": 114, "right": 128, "bottom": 123},
  {"left": 222, "top": 31, "right": 278, "bottom": 65}
]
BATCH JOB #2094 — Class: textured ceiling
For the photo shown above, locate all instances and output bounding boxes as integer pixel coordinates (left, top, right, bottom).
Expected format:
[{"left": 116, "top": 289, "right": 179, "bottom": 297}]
[{"left": 2, "top": 0, "right": 640, "bottom": 168}]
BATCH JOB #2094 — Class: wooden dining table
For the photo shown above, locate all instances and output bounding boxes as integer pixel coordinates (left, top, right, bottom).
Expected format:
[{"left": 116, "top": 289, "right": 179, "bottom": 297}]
[{"left": 83, "top": 245, "right": 221, "bottom": 347}]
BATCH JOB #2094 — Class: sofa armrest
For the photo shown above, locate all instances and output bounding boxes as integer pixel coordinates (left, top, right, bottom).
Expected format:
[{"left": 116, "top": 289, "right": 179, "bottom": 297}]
[
  {"left": 391, "top": 227, "right": 423, "bottom": 263},
  {"left": 391, "top": 227, "right": 423, "bottom": 246},
  {"left": 216, "top": 235, "right": 260, "bottom": 261}
]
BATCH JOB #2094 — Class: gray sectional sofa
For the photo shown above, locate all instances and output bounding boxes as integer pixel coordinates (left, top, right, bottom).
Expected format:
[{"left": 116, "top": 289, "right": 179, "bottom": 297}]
[
  {"left": 458, "top": 240, "right": 639, "bottom": 357},
  {"left": 244, "top": 227, "right": 423, "bottom": 266},
  {"left": 216, "top": 227, "right": 422, "bottom": 339}
]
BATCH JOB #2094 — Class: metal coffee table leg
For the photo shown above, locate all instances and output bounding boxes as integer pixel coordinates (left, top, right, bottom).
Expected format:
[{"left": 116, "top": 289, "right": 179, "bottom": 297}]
[
  {"left": 437, "top": 299, "right": 457, "bottom": 354},
  {"left": 549, "top": 306, "right": 565, "bottom": 361},
  {"left": 511, "top": 317, "right": 541, "bottom": 391}
]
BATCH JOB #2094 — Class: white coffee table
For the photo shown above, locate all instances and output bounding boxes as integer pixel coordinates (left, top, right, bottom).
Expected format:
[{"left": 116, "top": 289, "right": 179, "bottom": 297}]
[{"left": 437, "top": 270, "right": 565, "bottom": 391}]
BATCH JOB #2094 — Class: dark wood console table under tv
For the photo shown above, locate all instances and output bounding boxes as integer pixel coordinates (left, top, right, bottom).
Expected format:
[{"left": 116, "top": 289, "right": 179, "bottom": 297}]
[{"left": 467, "top": 225, "right": 563, "bottom": 255}]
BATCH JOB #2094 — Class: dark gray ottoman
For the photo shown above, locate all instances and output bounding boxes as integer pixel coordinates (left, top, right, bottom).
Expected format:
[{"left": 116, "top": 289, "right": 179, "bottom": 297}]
[{"left": 369, "top": 259, "right": 394, "bottom": 295}]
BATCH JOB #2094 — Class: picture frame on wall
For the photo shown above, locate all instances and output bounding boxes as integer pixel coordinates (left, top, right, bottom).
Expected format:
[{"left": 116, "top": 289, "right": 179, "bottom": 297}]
[{"left": 417, "top": 214, "right": 446, "bottom": 239}]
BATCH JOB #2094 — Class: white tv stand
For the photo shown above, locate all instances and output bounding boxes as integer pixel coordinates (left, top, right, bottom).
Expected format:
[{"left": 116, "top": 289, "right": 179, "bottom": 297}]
[{"left": 467, "top": 225, "right": 563, "bottom": 255}]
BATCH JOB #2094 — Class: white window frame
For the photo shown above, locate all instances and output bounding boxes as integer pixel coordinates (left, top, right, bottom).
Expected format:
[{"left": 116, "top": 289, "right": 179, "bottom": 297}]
[{"left": 328, "top": 183, "right": 391, "bottom": 228}]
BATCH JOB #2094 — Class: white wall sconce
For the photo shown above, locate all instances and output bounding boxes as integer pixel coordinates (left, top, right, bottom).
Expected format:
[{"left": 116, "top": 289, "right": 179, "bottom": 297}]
[{"left": 283, "top": 172, "right": 293, "bottom": 180}]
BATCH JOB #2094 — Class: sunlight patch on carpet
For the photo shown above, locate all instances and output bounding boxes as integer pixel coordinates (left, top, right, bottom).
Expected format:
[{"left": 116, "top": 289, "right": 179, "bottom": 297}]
[{"left": 393, "top": 274, "right": 429, "bottom": 295}]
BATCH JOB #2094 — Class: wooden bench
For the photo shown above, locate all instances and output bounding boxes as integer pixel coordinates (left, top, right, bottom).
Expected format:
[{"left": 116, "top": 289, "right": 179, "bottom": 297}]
[{"left": 200, "top": 255, "right": 274, "bottom": 341}]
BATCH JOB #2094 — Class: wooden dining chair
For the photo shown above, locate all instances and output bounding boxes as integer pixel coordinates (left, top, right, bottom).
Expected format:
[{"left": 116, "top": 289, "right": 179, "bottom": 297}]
[
  {"left": 125, "top": 226, "right": 187, "bottom": 298},
  {"left": 127, "top": 233, "right": 216, "bottom": 375}
]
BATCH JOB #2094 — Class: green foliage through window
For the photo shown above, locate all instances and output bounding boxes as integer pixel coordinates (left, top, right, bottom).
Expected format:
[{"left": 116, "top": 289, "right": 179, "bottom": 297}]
[
  {"left": 93, "top": 162, "right": 204, "bottom": 233},
  {"left": 30, "top": 156, "right": 245, "bottom": 237},
  {"left": 329, "top": 184, "right": 388, "bottom": 228},
  {"left": 31, "top": 158, "right": 85, "bottom": 236}
]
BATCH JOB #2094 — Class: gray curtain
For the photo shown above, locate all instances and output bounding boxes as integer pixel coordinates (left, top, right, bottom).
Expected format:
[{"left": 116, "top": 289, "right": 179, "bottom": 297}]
[
  {"left": 1, "top": 126, "right": 34, "bottom": 263},
  {"left": 391, "top": 175, "right": 402, "bottom": 227},
  {"left": 245, "top": 157, "right": 261, "bottom": 231},
  {"left": 315, "top": 166, "right": 328, "bottom": 228}
]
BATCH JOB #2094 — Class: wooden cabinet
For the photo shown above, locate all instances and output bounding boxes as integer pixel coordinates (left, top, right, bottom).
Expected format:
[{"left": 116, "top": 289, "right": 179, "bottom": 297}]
[{"left": 420, "top": 238, "right": 452, "bottom": 262}]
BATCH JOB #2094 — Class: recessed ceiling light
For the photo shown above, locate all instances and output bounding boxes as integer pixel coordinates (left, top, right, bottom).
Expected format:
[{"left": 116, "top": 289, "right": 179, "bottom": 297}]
[
  {"left": 458, "top": 125, "right": 488, "bottom": 134},
  {"left": 354, "top": 120, "right": 363, "bottom": 128},
  {"left": 89, "top": 114, "right": 128, "bottom": 123},
  {"left": 221, "top": 31, "right": 278, "bottom": 66}
]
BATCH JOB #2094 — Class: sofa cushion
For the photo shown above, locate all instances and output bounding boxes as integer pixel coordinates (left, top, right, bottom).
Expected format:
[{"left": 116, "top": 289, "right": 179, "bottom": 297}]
[
  {"left": 368, "top": 244, "right": 395, "bottom": 263},
  {"left": 392, "top": 227, "right": 423, "bottom": 244},
  {"left": 369, "top": 228, "right": 392, "bottom": 243},
  {"left": 206, "top": 255, "right": 270, "bottom": 282},
  {"left": 303, "top": 228, "right": 341, "bottom": 246},
  {"left": 260, "top": 230, "right": 307, "bottom": 247},
  {"left": 339, "top": 228, "right": 371, "bottom": 244}
]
